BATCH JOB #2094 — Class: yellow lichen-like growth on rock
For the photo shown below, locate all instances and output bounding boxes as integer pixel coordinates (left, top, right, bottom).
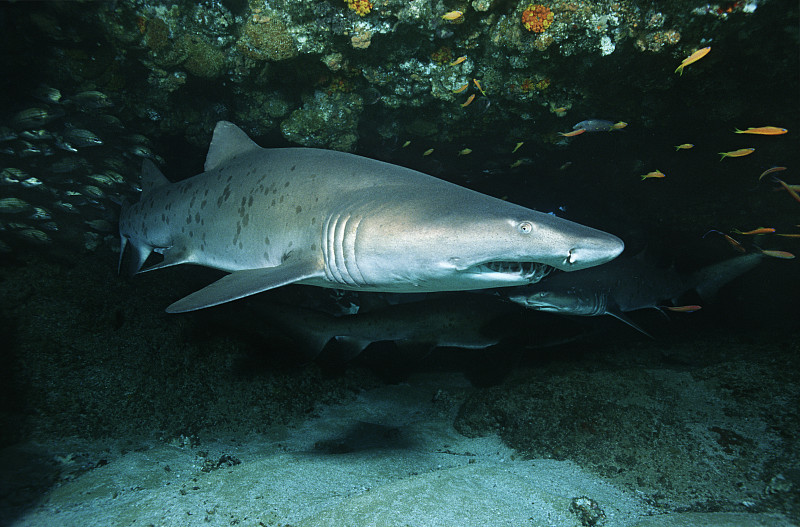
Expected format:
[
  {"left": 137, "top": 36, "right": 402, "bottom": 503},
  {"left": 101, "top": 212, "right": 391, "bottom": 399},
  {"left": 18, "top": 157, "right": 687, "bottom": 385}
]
[
  {"left": 344, "top": 0, "right": 373, "bottom": 16},
  {"left": 521, "top": 4, "right": 554, "bottom": 33}
]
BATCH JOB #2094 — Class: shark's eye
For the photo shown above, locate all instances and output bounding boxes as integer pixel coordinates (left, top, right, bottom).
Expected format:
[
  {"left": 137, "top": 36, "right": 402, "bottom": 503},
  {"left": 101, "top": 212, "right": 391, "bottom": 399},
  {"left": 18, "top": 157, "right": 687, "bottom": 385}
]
[{"left": 518, "top": 221, "right": 533, "bottom": 234}]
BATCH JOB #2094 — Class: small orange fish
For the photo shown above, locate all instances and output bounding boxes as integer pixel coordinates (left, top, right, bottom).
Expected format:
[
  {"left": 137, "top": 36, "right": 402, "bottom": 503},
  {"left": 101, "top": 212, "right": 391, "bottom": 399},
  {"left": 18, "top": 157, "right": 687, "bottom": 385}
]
[
  {"left": 776, "top": 233, "right": 800, "bottom": 238},
  {"left": 641, "top": 170, "right": 665, "bottom": 180},
  {"left": 559, "top": 129, "right": 585, "bottom": 137},
  {"left": 457, "top": 148, "right": 472, "bottom": 156},
  {"left": 610, "top": 121, "right": 628, "bottom": 130},
  {"left": 449, "top": 56, "right": 466, "bottom": 66},
  {"left": 703, "top": 229, "right": 746, "bottom": 253},
  {"left": 452, "top": 83, "right": 469, "bottom": 94},
  {"left": 734, "top": 126, "right": 787, "bottom": 135},
  {"left": 719, "top": 148, "right": 755, "bottom": 160},
  {"left": 510, "top": 159, "right": 524, "bottom": 169},
  {"left": 774, "top": 178, "right": 800, "bottom": 204},
  {"left": 441, "top": 10, "right": 463, "bottom": 21},
  {"left": 472, "top": 78, "right": 487, "bottom": 96},
  {"left": 553, "top": 107, "right": 567, "bottom": 114},
  {"left": 731, "top": 227, "right": 775, "bottom": 235},
  {"left": 422, "top": 148, "right": 434, "bottom": 156},
  {"left": 460, "top": 94, "right": 475, "bottom": 107},
  {"left": 675, "top": 46, "right": 711, "bottom": 76},
  {"left": 665, "top": 305, "right": 702, "bottom": 313},
  {"left": 758, "top": 166, "right": 786, "bottom": 180},
  {"left": 759, "top": 249, "right": 795, "bottom": 260},
  {"left": 675, "top": 143, "right": 694, "bottom": 150},
  {"left": 512, "top": 141, "right": 524, "bottom": 153}
]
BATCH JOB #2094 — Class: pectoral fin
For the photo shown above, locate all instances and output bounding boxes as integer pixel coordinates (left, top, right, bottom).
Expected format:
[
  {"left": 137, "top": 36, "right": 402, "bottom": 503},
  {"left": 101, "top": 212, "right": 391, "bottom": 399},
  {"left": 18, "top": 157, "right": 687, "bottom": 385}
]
[
  {"left": 166, "top": 259, "right": 324, "bottom": 313},
  {"left": 606, "top": 311, "right": 654, "bottom": 339}
]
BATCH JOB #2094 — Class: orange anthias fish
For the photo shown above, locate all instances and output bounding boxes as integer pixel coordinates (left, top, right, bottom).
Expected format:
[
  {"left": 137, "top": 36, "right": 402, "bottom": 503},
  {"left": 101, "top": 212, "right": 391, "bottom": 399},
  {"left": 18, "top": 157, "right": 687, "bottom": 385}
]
[
  {"left": 452, "top": 83, "right": 469, "bottom": 94},
  {"left": 641, "top": 170, "right": 665, "bottom": 180},
  {"left": 675, "top": 143, "right": 694, "bottom": 150},
  {"left": 665, "top": 305, "right": 702, "bottom": 313},
  {"left": 734, "top": 126, "right": 788, "bottom": 135},
  {"left": 731, "top": 227, "right": 775, "bottom": 235},
  {"left": 441, "top": 10, "right": 463, "bottom": 21},
  {"left": 472, "top": 78, "right": 487, "bottom": 96},
  {"left": 559, "top": 129, "right": 585, "bottom": 137},
  {"left": 675, "top": 46, "right": 711, "bottom": 76},
  {"left": 758, "top": 166, "right": 786, "bottom": 180},
  {"left": 460, "top": 94, "right": 475, "bottom": 107},
  {"left": 719, "top": 148, "right": 755, "bottom": 160},
  {"left": 759, "top": 249, "right": 795, "bottom": 260},
  {"left": 449, "top": 56, "right": 467, "bottom": 66},
  {"left": 703, "top": 229, "right": 746, "bottom": 253},
  {"left": 774, "top": 178, "right": 800, "bottom": 204}
]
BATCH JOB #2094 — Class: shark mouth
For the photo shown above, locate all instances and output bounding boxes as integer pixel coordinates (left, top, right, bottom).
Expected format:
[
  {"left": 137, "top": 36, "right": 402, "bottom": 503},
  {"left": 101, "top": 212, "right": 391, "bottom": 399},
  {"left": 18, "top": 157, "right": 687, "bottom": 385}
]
[{"left": 482, "top": 261, "right": 552, "bottom": 283}]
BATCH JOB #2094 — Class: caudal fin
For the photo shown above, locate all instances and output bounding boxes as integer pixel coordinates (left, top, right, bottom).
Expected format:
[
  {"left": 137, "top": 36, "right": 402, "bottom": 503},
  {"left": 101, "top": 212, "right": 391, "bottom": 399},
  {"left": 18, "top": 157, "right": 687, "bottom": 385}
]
[{"left": 693, "top": 253, "right": 764, "bottom": 300}]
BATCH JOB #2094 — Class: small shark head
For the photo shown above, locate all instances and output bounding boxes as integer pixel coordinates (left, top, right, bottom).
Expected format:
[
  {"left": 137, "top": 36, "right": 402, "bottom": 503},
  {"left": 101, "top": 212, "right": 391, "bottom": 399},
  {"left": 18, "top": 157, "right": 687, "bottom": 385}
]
[
  {"left": 336, "top": 187, "right": 624, "bottom": 292},
  {"left": 505, "top": 286, "right": 608, "bottom": 316}
]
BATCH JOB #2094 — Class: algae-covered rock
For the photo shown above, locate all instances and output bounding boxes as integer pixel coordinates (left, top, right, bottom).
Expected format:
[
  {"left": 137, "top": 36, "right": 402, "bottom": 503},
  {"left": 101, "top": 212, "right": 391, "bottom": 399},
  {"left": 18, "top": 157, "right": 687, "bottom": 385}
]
[
  {"left": 280, "top": 91, "right": 364, "bottom": 151},
  {"left": 180, "top": 34, "right": 226, "bottom": 78},
  {"left": 237, "top": 13, "right": 297, "bottom": 62}
]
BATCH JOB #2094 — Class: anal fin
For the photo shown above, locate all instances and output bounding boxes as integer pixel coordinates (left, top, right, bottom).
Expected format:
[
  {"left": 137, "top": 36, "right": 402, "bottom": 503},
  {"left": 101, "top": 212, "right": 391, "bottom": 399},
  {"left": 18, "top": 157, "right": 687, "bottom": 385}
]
[{"left": 166, "top": 259, "right": 324, "bottom": 313}]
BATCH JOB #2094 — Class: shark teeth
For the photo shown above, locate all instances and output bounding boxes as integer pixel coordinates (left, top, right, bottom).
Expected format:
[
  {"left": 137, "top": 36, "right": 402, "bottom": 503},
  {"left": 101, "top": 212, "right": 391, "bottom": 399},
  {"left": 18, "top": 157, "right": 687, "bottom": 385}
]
[{"left": 484, "top": 261, "right": 552, "bottom": 283}]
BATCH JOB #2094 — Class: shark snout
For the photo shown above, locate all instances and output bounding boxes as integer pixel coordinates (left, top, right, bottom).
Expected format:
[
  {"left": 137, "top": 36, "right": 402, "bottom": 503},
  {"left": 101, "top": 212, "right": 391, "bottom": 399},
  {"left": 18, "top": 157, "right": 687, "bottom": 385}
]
[{"left": 558, "top": 232, "right": 624, "bottom": 272}]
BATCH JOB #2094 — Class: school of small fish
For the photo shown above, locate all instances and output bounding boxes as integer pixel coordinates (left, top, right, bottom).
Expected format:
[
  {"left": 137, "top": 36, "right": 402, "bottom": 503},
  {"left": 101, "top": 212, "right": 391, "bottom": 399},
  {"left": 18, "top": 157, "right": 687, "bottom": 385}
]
[{"left": 0, "top": 85, "right": 149, "bottom": 254}]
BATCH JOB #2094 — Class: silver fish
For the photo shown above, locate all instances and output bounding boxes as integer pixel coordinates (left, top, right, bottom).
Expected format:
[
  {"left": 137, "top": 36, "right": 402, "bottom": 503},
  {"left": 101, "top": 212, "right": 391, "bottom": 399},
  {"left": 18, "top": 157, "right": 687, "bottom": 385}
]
[
  {"left": 19, "top": 129, "right": 54, "bottom": 141},
  {"left": 102, "top": 170, "right": 126, "bottom": 184},
  {"left": 16, "top": 228, "right": 51, "bottom": 244},
  {"left": 16, "top": 140, "right": 43, "bottom": 157},
  {"left": 80, "top": 185, "right": 106, "bottom": 199},
  {"left": 1, "top": 168, "right": 27, "bottom": 185},
  {"left": 0, "top": 127, "right": 19, "bottom": 142},
  {"left": 51, "top": 157, "right": 90, "bottom": 174},
  {"left": 20, "top": 177, "right": 44, "bottom": 188},
  {"left": 67, "top": 90, "right": 113, "bottom": 109},
  {"left": 87, "top": 173, "right": 118, "bottom": 187},
  {"left": 64, "top": 128, "right": 103, "bottom": 147},
  {"left": 12, "top": 107, "right": 64, "bottom": 129},
  {"left": 33, "top": 84, "right": 62, "bottom": 104},
  {"left": 29, "top": 206, "right": 53, "bottom": 221},
  {"left": 54, "top": 200, "right": 79, "bottom": 214},
  {"left": 54, "top": 136, "right": 79, "bottom": 153},
  {"left": 0, "top": 197, "right": 32, "bottom": 214}
]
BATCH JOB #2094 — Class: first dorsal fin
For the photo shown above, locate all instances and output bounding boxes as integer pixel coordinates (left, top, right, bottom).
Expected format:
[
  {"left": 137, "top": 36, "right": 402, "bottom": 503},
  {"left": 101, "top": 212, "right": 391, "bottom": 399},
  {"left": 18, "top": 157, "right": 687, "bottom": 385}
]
[
  {"left": 204, "top": 121, "right": 262, "bottom": 172},
  {"left": 140, "top": 159, "right": 171, "bottom": 196}
]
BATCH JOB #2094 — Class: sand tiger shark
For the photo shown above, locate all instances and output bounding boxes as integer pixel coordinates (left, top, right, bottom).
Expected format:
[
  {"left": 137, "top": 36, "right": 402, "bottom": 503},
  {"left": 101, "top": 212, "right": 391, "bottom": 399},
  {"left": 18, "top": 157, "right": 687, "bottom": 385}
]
[
  {"left": 502, "top": 252, "right": 764, "bottom": 336},
  {"left": 119, "top": 121, "right": 624, "bottom": 313}
]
